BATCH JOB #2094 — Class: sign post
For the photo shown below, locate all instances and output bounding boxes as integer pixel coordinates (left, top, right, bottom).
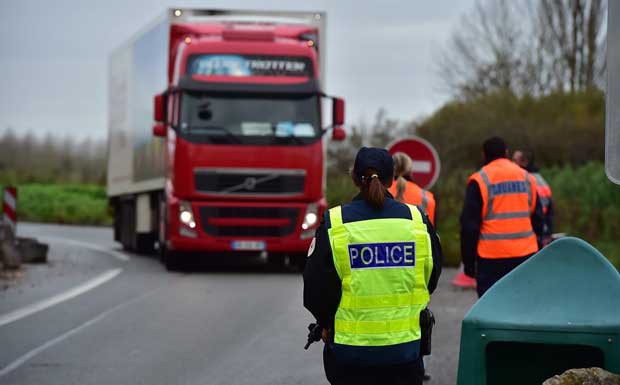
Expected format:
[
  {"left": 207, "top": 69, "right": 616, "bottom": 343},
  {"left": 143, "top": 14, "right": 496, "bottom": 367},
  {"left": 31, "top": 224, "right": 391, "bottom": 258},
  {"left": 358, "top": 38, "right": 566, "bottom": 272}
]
[
  {"left": 388, "top": 137, "right": 441, "bottom": 190},
  {"left": 606, "top": 2, "right": 620, "bottom": 184},
  {"left": 3, "top": 187, "right": 17, "bottom": 235}
]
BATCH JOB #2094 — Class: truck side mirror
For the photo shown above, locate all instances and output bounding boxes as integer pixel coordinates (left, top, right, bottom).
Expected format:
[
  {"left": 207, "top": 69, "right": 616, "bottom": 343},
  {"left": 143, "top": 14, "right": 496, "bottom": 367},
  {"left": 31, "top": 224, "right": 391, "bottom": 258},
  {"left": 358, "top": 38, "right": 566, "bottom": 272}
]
[
  {"left": 332, "top": 127, "right": 346, "bottom": 141},
  {"left": 332, "top": 97, "right": 346, "bottom": 141},
  {"left": 154, "top": 94, "right": 165, "bottom": 122},
  {"left": 153, "top": 123, "right": 166, "bottom": 137},
  {"left": 332, "top": 97, "right": 345, "bottom": 127}
]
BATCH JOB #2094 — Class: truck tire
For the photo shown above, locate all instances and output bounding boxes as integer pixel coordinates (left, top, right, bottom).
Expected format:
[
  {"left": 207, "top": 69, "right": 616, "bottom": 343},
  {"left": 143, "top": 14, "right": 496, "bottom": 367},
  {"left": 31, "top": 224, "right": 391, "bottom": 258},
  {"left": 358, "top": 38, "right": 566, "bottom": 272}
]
[
  {"left": 135, "top": 233, "right": 156, "bottom": 255},
  {"left": 119, "top": 200, "right": 136, "bottom": 252},
  {"left": 267, "top": 253, "right": 287, "bottom": 271},
  {"left": 290, "top": 254, "right": 307, "bottom": 272},
  {"left": 117, "top": 197, "right": 156, "bottom": 254},
  {"left": 160, "top": 247, "right": 185, "bottom": 271}
]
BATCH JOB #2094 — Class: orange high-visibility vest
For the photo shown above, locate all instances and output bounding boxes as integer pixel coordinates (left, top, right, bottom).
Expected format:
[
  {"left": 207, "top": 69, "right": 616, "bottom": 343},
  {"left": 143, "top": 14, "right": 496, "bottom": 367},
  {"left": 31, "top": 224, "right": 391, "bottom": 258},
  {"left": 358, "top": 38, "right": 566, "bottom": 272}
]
[
  {"left": 389, "top": 181, "right": 436, "bottom": 226},
  {"left": 532, "top": 172, "right": 552, "bottom": 215},
  {"left": 468, "top": 158, "right": 538, "bottom": 259}
]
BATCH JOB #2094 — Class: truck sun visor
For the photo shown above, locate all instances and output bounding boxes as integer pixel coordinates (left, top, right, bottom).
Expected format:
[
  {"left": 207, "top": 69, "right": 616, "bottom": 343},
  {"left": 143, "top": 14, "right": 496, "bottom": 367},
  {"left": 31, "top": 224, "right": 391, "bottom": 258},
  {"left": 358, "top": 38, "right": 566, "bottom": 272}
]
[
  {"left": 177, "top": 76, "right": 321, "bottom": 95},
  {"left": 187, "top": 54, "right": 314, "bottom": 78}
]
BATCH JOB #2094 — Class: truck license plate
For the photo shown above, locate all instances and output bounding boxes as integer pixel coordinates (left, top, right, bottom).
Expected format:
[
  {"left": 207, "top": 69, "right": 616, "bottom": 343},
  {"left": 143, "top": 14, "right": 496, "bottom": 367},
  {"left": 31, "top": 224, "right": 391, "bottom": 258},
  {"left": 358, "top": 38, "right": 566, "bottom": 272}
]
[{"left": 231, "top": 240, "right": 266, "bottom": 251}]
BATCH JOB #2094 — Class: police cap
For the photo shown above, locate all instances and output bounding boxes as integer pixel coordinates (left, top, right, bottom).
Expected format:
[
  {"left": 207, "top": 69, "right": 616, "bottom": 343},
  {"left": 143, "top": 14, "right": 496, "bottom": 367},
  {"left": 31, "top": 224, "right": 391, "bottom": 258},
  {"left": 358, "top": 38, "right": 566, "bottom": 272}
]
[{"left": 353, "top": 147, "right": 394, "bottom": 184}]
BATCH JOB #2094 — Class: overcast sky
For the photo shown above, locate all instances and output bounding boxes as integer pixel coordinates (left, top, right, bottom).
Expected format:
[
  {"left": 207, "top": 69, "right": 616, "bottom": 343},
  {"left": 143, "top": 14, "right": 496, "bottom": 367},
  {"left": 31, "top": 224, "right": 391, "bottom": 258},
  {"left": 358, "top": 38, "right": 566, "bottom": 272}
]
[{"left": 0, "top": 0, "right": 475, "bottom": 140}]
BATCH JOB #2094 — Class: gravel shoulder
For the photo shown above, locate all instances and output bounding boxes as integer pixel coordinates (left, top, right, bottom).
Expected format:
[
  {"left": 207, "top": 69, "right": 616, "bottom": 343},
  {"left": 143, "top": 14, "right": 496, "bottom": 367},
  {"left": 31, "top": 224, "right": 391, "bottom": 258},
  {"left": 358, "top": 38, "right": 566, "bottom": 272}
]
[{"left": 1, "top": 224, "right": 123, "bottom": 314}]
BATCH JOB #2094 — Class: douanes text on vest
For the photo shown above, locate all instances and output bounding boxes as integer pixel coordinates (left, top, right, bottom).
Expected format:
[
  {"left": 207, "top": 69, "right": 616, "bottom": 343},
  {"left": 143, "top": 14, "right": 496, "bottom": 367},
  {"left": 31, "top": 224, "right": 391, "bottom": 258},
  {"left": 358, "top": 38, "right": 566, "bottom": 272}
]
[
  {"left": 490, "top": 181, "right": 527, "bottom": 195},
  {"left": 348, "top": 242, "right": 416, "bottom": 269}
]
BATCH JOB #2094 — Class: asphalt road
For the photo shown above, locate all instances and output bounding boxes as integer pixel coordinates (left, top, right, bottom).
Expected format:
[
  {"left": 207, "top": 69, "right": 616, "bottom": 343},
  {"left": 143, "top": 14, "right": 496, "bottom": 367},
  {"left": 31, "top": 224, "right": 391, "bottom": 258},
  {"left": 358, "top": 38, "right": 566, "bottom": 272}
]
[{"left": 0, "top": 223, "right": 477, "bottom": 385}]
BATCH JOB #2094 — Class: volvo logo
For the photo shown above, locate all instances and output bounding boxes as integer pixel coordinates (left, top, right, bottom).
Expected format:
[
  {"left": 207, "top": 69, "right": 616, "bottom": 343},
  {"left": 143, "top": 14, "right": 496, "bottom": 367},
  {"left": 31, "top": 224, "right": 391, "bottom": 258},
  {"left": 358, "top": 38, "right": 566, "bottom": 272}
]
[
  {"left": 221, "top": 174, "right": 278, "bottom": 193},
  {"left": 201, "top": 169, "right": 305, "bottom": 195},
  {"left": 243, "top": 177, "right": 258, "bottom": 190}
]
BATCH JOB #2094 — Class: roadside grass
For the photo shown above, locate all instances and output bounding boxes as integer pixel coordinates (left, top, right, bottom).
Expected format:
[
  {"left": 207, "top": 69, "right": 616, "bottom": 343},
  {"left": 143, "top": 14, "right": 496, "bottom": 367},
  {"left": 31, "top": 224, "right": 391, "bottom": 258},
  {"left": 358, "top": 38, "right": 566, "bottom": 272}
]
[{"left": 2, "top": 184, "right": 112, "bottom": 226}]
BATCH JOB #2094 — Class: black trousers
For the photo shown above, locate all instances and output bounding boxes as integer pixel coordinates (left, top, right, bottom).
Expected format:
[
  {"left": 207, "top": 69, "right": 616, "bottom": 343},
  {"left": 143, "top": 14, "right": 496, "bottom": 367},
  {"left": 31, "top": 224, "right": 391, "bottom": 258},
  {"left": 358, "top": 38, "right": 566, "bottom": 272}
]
[
  {"left": 476, "top": 255, "right": 530, "bottom": 297},
  {"left": 323, "top": 345, "right": 425, "bottom": 385}
]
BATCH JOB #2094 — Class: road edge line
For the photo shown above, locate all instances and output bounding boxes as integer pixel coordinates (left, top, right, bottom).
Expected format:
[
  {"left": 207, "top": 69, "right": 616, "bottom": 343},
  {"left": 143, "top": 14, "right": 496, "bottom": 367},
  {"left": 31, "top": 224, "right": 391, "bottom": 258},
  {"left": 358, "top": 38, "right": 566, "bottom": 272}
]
[
  {"left": 0, "top": 268, "right": 122, "bottom": 328},
  {"left": 38, "top": 236, "right": 130, "bottom": 262},
  {"left": 0, "top": 288, "right": 158, "bottom": 378}
]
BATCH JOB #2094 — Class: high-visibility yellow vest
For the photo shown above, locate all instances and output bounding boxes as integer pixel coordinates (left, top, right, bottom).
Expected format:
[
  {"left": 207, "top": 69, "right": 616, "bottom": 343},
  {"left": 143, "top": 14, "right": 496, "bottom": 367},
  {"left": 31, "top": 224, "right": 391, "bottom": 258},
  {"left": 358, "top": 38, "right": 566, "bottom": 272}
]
[{"left": 327, "top": 204, "right": 432, "bottom": 347}]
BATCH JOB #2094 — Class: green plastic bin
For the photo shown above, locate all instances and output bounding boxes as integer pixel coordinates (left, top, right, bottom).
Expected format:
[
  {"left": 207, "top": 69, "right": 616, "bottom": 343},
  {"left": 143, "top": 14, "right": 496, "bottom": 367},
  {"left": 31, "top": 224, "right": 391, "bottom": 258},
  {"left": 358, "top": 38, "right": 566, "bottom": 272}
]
[{"left": 457, "top": 237, "right": 620, "bottom": 385}]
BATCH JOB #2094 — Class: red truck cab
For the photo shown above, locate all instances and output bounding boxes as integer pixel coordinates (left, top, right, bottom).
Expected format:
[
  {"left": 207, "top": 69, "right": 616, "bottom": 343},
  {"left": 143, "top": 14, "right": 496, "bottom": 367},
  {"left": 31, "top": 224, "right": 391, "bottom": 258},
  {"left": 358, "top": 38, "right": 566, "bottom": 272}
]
[{"left": 139, "top": 9, "right": 345, "bottom": 269}]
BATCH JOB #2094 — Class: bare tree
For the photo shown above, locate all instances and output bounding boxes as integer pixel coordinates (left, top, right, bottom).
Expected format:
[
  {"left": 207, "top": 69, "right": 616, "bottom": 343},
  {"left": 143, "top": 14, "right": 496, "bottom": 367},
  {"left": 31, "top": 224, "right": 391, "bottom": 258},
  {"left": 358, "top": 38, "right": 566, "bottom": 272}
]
[
  {"left": 439, "top": 0, "right": 536, "bottom": 99},
  {"left": 0, "top": 129, "right": 107, "bottom": 184},
  {"left": 326, "top": 109, "right": 405, "bottom": 176},
  {"left": 439, "top": 0, "right": 607, "bottom": 98},
  {"left": 369, "top": 109, "right": 400, "bottom": 148},
  {"left": 536, "top": 0, "right": 606, "bottom": 92}
]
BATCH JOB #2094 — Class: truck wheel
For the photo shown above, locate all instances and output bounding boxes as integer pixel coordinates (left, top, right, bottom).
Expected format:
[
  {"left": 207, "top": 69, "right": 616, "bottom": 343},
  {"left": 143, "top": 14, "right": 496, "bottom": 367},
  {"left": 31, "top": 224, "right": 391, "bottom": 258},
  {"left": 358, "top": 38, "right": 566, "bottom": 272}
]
[
  {"left": 119, "top": 200, "right": 136, "bottom": 252},
  {"left": 135, "top": 233, "right": 156, "bottom": 255},
  {"left": 268, "top": 253, "right": 284, "bottom": 265},
  {"left": 290, "top": 254, "right": 307, "bottom": 272},
  {"left": 159, "top": 245, "right": 184, "bottom": 271}
]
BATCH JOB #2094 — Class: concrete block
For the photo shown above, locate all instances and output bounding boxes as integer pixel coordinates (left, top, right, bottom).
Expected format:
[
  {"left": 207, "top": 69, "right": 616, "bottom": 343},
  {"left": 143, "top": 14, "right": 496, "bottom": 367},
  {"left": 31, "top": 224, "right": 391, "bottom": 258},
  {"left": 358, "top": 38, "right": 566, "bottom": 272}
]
[
  {"left": 16, "top": 237, "right": 49, "bottom": 264},
  {"left": 0, "top": 224, "right": 21, "bottom": 270}
]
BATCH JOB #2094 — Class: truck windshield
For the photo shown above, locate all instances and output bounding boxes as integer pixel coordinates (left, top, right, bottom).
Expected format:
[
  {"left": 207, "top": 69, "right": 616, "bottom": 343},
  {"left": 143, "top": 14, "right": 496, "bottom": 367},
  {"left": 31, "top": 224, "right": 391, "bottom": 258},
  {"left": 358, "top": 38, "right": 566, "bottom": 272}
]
[{"left": 179, "top": 92, "right": 321, "bottom": 145}]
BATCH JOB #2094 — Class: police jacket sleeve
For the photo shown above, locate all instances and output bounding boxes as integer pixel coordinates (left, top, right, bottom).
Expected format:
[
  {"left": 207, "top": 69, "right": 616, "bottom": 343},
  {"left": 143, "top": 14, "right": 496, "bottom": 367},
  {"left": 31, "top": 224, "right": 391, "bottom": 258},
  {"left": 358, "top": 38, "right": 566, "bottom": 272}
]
[
  {"left": 303, "top": 215, "right": 341, "bottom": 330},
  {"left": 460, "top": 181, "right": 482, "bottom": 278},
  {"left": 421, "top": 208, "right": 442, "bottom": 294}
]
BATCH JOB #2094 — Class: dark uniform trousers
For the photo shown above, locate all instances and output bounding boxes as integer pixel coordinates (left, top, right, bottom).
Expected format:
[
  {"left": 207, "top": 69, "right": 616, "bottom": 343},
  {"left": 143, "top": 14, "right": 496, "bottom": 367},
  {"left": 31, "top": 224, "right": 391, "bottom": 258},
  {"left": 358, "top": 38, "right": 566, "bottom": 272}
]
[
  {"left": 323, "top": 344, "right": 425, "bottom": 385},
  {"left": 476, "top": 255, "right": 530, "bottom": 297}
]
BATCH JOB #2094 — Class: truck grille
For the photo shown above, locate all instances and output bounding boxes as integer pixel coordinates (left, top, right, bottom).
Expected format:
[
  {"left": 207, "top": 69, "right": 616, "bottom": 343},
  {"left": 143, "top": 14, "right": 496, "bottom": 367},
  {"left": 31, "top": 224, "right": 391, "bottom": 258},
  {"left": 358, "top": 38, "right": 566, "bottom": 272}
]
[
  {"left": 199, "top": 206, "right": 300, "bottom": 237},
  {"left": 194, "top": 168, "right": 305, "bottom": 196}
]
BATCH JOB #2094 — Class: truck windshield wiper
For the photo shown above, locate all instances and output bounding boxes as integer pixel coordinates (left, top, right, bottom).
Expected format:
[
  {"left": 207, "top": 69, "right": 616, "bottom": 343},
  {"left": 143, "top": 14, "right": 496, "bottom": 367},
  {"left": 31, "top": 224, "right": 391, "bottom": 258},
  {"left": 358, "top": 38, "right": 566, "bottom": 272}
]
[{"left": 189, "top": 125, "right": 242, "bottom": 143}]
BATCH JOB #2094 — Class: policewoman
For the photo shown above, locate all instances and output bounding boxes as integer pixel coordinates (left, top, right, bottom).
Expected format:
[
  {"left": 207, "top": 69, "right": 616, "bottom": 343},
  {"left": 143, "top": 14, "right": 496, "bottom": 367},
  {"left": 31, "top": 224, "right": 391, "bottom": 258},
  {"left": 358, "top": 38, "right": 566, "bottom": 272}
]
[{"left": 303, "top": 147, "right": 443, "bottom": 385}]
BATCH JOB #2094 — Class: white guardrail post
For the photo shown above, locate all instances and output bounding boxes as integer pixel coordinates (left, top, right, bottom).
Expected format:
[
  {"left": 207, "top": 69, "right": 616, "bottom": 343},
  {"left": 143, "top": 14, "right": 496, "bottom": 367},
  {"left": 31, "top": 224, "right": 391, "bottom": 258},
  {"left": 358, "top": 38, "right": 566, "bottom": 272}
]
[
  {"left": 3, "top": 186, "right": 17, "bottom": 236},
  {"left": 1, "top": 186, "right": 21, "bottom": 270}
]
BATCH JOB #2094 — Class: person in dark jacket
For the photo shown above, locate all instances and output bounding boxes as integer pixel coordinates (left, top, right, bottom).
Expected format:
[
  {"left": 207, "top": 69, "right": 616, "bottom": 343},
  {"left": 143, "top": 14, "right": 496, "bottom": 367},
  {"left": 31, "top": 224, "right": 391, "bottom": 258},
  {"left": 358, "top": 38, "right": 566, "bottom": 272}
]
[
  {"left": 512, "top": 149, "right": 554, "bottom": 246},
  {"left": 303, "top": 147, "right": 443, "bottom": 385},
  {"left": 460, "top": 138, "right": 544, "bottom": 298}
]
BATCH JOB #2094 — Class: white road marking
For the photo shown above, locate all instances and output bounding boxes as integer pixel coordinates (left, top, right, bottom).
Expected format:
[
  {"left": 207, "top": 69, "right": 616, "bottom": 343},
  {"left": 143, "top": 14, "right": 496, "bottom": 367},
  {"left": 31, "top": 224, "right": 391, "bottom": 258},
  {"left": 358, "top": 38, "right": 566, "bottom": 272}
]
[
  {"left": 0, "top": 288, "right": 158, "bottom": 378},
  {"left": 412, "top": 160, "right": 432, "bottom": 173},
  {"left": 38, "top": 236, "right": 130, "bottom": 262},
  {"left": 0, "top": 268, "right": 122, "bottom": 328}
]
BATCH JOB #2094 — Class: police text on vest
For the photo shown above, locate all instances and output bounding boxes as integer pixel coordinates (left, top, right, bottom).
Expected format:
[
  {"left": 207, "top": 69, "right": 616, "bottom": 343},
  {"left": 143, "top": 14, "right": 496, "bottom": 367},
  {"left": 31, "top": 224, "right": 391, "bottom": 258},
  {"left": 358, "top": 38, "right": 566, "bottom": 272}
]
[{"left": 348, "top": 242, "right": 416, "bottom": 269}]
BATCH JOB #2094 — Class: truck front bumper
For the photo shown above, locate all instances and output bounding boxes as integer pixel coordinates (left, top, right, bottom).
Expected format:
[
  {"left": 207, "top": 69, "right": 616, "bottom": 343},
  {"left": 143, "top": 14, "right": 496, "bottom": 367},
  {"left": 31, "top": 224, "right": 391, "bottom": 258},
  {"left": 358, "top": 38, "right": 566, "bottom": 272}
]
[
  {"left": 168, "top": 236, "right": 314, "bottom": 254},
  {"left": 166, "top": 199, "right": 325, "bottom": 255}
]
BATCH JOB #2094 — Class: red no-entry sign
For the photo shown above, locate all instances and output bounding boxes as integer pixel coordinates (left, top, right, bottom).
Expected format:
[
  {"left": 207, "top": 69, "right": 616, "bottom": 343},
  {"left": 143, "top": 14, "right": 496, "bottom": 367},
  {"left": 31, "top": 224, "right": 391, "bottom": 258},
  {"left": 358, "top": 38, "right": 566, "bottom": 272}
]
[{"left": 388, "top": 137, "right": 441, "bottom": 190}]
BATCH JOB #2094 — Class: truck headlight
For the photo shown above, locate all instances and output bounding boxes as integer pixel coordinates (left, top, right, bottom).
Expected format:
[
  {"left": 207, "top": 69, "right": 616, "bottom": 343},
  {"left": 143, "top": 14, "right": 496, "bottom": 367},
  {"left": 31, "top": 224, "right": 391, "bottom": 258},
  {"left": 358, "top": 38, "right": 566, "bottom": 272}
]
[
  {"left": 302, "top": 204, "right": 319, "bottom": 230},
  {"left": 179, "top": 201, "right": 196, "bottom": 229}
]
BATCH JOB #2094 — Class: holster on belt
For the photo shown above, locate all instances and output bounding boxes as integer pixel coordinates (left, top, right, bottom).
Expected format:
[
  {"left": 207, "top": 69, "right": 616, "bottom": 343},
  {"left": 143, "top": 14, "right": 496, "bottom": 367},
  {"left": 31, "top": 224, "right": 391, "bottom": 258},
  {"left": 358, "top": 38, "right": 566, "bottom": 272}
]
[{"left": 419, "top": 307, "right": 435, "bottom": 356}]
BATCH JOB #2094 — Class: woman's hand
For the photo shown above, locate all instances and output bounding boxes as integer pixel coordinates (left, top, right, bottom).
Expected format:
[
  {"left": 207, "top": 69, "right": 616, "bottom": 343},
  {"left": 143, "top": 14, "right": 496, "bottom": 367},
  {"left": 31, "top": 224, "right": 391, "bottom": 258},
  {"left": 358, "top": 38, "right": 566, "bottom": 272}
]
[{"left": 321, "top": 328, "right": 328, "bottom": 343}]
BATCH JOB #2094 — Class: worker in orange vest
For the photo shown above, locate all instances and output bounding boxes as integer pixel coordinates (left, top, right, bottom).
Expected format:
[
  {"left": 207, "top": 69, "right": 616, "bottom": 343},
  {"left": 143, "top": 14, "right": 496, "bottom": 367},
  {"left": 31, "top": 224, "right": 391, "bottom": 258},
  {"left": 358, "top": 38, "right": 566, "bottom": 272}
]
[
  {"left": 512, "top": 149, "right": 554, "bottom": 247},
  {"left": 389, "top": 152, "right": 436, "bottom": 226},
  {"left": 460, "top": 137, "right": 544, "bottom": 297}
]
